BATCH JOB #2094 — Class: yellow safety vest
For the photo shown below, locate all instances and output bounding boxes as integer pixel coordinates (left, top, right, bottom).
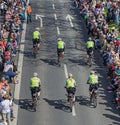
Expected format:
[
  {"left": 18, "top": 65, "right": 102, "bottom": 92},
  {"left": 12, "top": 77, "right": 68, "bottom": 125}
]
[
  {"left": 89, "top": 74, "right": 98, "bottom": 84},
  {"left": 86, "top": 41, "right": 94, "bottom": 48},
  {"left": 33, "top": 31, "right": 40, "bottom": 39},
  {"left": 66, "top": 78, "right": 75, "bottom": 88},
  {"left": 30, "top": 77, "right": 40, "bottom": 87},
  {"left": 57, "top": 41, "right": 64, "bottom": 49}
]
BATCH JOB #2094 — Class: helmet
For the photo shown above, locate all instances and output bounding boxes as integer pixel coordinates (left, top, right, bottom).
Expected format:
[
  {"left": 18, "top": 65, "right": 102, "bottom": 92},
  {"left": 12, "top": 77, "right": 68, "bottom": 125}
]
[
  {"left": 35, "top": 27, "right": 40, "bottom": 31},
  {"left": 68, "top": 73, "right": 73, "bottom": 78},
  {"left": 90, "top": 70, "right": 95, "bottom": 74},
  {"left": 88, "top": 37, "right": 92, "bottom": 41},
  {"left": 57, "top": 38, "right": 62, "bottom": 41},
  {"left": 33, "top": 72, "right": 38, "bottom": 77}
]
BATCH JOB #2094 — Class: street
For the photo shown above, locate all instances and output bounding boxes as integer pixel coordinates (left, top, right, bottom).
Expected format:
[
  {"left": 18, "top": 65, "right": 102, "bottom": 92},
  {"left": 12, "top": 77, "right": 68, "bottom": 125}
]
[{"left": 13, "top": 0, "right": 120, "bottom": 125}]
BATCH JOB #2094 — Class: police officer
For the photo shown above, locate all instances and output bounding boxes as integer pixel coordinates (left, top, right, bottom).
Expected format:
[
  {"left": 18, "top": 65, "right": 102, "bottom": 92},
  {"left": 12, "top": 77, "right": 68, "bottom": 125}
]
[
  {"left": 32, "top": 27, "right": 41, "bottom": 49},
  {"left": 30, "top": 72, "right": 41, "bottom": 98},
  {"left": 87, "top": 71, "right": 99, "bottom": 95},
  {"left": 86, "top": 37, "right": 94, "bottom": 57},
  {"left": 57, "top": 38, "right": 65, "bottom": 63},
  {"left": 65, "top": 73, "right": 76, "bottom": 95}
]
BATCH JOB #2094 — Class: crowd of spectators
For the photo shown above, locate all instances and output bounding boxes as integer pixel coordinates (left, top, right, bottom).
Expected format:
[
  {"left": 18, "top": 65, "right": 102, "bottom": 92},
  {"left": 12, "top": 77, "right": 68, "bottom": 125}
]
[
  {"left": 75, "top": 0, "right": 120, "bottom": 109},
  {"left": 0, "top": 0, "right": 27, "bottom": 124}
]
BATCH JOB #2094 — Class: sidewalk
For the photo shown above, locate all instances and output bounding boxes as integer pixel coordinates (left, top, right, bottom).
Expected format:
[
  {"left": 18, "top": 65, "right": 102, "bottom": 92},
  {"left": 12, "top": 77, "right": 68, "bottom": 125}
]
[{"left": 0, "top": 0, "right": 25, "bottom": 125}]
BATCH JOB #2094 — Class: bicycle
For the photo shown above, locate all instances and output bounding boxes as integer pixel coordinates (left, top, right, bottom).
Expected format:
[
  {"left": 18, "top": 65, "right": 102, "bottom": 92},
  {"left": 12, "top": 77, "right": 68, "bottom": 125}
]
[
  {"left": 88, "top": 51, "right": 93, "bottom": 67},
  {"left": 32, "top": 38, "right": 40, "bottom": 58},
  {"left": 90, "top": 88, "right": 98, "bottom": 108},
  {"left": 67, "top": 92, "right": 75, "bottom": 112},
  {"left": 58, "top": 51, "right": 64, "bottom": 67},
  {"left": 33, "top": 43, "right": 38, "bottom": 58},
  {"left": 31, "top": 88, "right": 39, "bottom": 112}
]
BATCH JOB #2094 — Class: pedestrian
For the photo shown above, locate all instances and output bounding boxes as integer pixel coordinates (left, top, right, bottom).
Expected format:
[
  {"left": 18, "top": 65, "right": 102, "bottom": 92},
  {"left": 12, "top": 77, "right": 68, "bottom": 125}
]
[
  {"left": 27, "top": 3, "right": 32, "bottom": 24},
  {"left": 1, "top": 95, "right": 12, "bottom": 125}
]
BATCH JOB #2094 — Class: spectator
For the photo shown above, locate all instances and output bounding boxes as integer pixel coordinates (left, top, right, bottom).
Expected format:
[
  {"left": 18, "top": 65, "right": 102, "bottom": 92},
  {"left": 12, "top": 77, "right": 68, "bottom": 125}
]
[
  {"left": 3, "top": 62, "right": 19, "bottom": 84},
  {"left": 1, "top": 95, "right": 12, "bottom": 125},
  {"left": 27, "top": 3, "right": 32, "bottom": 24}
]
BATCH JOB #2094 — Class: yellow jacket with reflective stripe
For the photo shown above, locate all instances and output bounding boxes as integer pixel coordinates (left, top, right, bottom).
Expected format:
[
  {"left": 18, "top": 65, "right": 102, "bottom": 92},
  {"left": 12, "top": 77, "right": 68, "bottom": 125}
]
[
  {"left": 32, "top": 31, "right": 40, "bottom": 39},
  {"left": 89, "top": 74, "right": 98, "bottom": 84},
  {"left": 30, "top": 77, "right": 40, "bottom": 87},
  {"left": 86, "top": 41, "right": 94, "bottom": 48},
  {"left": 57, "top": 41, "right": 64, "bottom": 49},
  {"left": 66, "top": 78, "right": 75, "bottom": 88}
]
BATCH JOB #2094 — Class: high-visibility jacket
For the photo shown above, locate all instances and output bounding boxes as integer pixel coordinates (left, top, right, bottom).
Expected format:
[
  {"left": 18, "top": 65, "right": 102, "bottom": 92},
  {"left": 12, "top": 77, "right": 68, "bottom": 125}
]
[
  {"left": 66, "top": 78, "right": 75, "bottom": 88},
  {"left": 86, "top": 41, "right": 94, "bottom": 49},
  {"left": 89, "top": 74, "right": 98, "bottom": 84},
  {"left": 57, "top": 41, "right": 64, "bottom": 49},
  {"left": 32, "top": 31, "right": 40, "bottom": 39},
  {"left": 30, "top": 77, "right": 41, "bottom": 87}
]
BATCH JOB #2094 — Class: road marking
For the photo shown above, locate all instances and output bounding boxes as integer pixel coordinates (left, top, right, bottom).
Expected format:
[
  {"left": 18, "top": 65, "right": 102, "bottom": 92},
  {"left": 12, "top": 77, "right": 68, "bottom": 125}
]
[
  {"left": 63, "top": 64, "right": 68, "bottom": 78},
  {"left": 13, "top": 2, "right": 28, "bottom": 125},
  {"left": 66, "top": 14, "right": 74, "bottom": 27},
  {"left": 36, "top": 14, "right": 44, "bottom": 27},
  {"left": 53, "top": 4, "right": 55, "bottom": 9},
  {"left": 72, "top": 105, "right": 76, "bottom": 116},
  {"left": 54, "top": 13, "right": 57, "bottom": 20},
  {"left": 57, "top": 27, "right": 60, "bottom": 35}
]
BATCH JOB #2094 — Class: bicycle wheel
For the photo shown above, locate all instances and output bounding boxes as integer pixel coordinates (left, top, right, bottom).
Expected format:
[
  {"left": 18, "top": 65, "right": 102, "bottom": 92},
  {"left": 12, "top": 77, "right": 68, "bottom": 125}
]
[
  {"left": 93, "top": 94, "right": 97, "bottom": 108},
  {"left": 70, "top": 101, "right": 73, "bottom": 112},
  {"left": 33, "top": 52, "right": 36, "bottom": 58},
  {"left": 58, "top": 55, "right": 61, "bottom": 67},
  {"left": 33, "top": 46, "right": 38, "bottom": 58},
  {"left": 33, "top": 101, "right": 37, "bottom": 111},
  {"left": 89, "top": 57, "right": 92, "bottom": 67}
]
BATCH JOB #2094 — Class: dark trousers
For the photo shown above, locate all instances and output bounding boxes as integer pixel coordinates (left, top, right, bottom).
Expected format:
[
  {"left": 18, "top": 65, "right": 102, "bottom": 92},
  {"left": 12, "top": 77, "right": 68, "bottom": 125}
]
[{"left": 27, "top": 13, "right": 32, "bottom": 23}]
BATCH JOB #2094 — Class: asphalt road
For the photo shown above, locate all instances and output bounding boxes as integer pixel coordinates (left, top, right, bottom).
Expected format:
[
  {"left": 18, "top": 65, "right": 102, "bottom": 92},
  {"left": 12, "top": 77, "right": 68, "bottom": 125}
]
[{"left": 13, "top": 0, "right": 120, "bottom": 125}]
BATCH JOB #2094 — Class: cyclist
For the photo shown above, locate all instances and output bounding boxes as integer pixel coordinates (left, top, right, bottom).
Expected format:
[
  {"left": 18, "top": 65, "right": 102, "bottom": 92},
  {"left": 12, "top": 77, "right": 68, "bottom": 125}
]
[
  {"left": 87, "top": 70, "right": 99, "bottom": 95},
  {"left": 30, "top": 72, "right": 41, "bottom": 99},
  {"left": 57, "top": 38, "right": 65, "bottom": 63},
  {"left": 65, "top": 73, "right": 76, "bottom": 97},
  {"left": 86, "top": 37, "right": 94, "bottom": 58},
  {"left": 32, "top": 27, "right": 41, "bottom": 50}
]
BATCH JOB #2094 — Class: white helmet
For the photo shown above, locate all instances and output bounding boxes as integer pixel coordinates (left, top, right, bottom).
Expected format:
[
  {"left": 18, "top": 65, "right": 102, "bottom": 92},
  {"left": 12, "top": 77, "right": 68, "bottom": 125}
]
[
  {"left": 57, "top": 38, "right": 62, "bottom": 41},
  {"left": 35, "top": 27, "right": 40, "bottom": 31},
  {"left": 68, "top": 73, "right": 73, "bottom": 78},
  {"left": 33, "top": 72, "right": 38, "bottom": 77},
  {"left": 88, "top": 37, "right": 92, "bottom": 41},
  {"left": 90, "top": 70, "right": 95, "bottom": 74}
]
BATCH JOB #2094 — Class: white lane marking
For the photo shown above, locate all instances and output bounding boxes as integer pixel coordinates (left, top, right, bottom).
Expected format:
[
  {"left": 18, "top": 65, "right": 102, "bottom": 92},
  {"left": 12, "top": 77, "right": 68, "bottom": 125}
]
[
  {"left": 13, "top": 2, "right": 28, "bottom": 125},
  {"left": 54, "top": 13, "right": 57, "bottom": 20},
  {"left": 63, "top": 64, "right": 68, "bottom": 78},
  {"left": 57, "top": 27, "right": 60, "bottom": 35},
  {"left": 53, "top": 4, "right": 55, "bottom": 9},
  {"left": 72, "top": 105, "right": 76, "bottom": 116}
]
